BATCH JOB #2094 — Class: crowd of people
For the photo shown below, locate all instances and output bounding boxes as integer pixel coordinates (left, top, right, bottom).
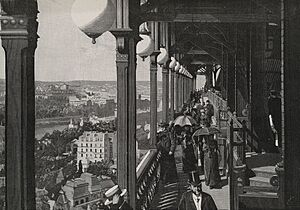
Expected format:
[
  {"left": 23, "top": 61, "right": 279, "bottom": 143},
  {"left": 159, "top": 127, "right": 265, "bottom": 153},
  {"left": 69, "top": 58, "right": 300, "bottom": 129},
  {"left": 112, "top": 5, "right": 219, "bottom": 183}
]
[
  {"left": 101, "top": 90, "right": 220, "bottom": 210},
  {"left": 157, "top": 90, "right": 221, "bottom": 187},
  {"left": 155, "top": 90, "right": 221, "bottom": 209}
]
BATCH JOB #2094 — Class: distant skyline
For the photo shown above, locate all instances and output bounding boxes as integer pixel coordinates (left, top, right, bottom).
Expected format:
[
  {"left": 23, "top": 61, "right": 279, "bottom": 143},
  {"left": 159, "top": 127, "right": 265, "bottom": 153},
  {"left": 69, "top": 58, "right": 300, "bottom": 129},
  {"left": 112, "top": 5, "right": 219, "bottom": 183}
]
[{"left": 0, "top": 0, "right": 162, "bottom": 81}]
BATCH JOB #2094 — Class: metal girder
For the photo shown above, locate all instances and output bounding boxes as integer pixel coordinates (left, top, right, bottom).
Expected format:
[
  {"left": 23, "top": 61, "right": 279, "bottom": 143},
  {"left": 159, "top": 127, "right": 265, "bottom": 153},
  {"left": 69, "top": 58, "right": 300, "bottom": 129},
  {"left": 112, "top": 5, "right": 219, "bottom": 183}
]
[
  {"left": 173, "top": 23, "right": 234, "bottom": 52},
  {"left": 186, "top": 49, "right": 208, "bottom": 55},
  {"left": 173, "top": 38, "right": 222, "bottom": 64},
  {"left": 190, "top": 55, "right": 216, "bottom": 65},
  {"left": 200, "top": 25, "right": 234, "bottom": 51},
  {"left": 174, "top": 13, "right": 278, "bottom": 23},
  {"left": 140, "top": 0, "right": 280, "bottom": 23},
  {"left": 250, "top": 0, "right": 281, "bottom": 15}
]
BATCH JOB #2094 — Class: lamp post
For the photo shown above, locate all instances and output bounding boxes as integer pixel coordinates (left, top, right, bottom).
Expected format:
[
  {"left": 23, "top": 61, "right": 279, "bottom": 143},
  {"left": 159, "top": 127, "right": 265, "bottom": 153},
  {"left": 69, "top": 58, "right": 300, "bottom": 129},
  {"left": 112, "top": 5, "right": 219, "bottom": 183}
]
[
  {"left": 169, "top": 57, "right": 176, "bottom": 120},
  {"left": 175, "top": 62, "right": 181, "bottom": 111},
  {"left": 179, "top": 65, "right": 185, "bottom": 107},
  {"left": 136, "top": 22, "right": 159, "bottom": 147},
  {"left": 157, "top": 46, "right": 169, "bottom": 123},
  {"left": 71, "top": 1, "right": 139, "bottom": 208}
]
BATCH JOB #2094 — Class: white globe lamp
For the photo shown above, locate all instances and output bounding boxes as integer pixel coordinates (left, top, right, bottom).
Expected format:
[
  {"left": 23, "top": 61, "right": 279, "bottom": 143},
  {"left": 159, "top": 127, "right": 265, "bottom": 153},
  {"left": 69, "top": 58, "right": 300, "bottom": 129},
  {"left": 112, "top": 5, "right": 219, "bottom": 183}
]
[
  {"left": 157, "top": 47, "right": 169, "bottom": 66},
  {"left": 169, "top": 57, "right": 176, "bottom": 69},
  {"left": 137, "top": 35, "right": 154, "bottom": 61},
  {"left": 175, "top": 62, "right": 181, "bottom": 72},
  {"left": 71, "top": 0, "right": 116, "bottom": 44}
]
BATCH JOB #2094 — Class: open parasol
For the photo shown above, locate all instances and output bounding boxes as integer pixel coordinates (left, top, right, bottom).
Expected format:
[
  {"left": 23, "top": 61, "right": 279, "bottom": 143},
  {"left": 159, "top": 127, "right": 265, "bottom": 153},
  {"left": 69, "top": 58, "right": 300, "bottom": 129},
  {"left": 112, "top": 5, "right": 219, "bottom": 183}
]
[
  {"left": 193, "top": 126, "right": 220, "bottom": 136},
  {"left": 173, "top": 115, "right": 196, "bottom": 127}
]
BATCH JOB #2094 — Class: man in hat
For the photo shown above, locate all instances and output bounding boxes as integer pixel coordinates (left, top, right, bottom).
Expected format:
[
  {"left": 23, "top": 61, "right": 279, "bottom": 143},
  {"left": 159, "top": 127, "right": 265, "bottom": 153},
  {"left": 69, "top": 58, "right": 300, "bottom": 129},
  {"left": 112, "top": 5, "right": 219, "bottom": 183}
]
[
  {"left": 104, "top": 185, "right": 132, "bottom": 210},
  {"left": 178, "top": 171, "right": 218, "bottom": 210}
]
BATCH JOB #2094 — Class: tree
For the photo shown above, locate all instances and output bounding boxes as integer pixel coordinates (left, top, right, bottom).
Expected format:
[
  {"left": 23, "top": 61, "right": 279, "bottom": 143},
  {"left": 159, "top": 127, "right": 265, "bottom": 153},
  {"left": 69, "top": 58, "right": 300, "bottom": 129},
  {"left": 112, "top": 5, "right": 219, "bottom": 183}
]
[{"left": 86, "top": 161, "right": 111, "bottom": 177}]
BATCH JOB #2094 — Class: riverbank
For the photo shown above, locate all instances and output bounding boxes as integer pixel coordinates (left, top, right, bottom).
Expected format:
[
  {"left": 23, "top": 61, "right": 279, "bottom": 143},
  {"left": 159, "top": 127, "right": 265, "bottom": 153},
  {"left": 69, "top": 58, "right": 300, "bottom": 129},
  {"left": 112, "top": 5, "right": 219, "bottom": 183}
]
[
  {"left": 35, "top": 111, "right": 162, "bottom": 140},
  {"left": 36, "top": 115, "right": 84, "bottom": 126}
]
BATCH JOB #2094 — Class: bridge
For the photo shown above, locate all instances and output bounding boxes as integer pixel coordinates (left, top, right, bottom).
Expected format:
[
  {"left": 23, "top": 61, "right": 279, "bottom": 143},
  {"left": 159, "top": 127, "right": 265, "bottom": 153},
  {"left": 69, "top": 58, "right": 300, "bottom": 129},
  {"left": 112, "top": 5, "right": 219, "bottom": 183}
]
[{"left": 1, "top": 0, "right": 300, "bottom": 209}]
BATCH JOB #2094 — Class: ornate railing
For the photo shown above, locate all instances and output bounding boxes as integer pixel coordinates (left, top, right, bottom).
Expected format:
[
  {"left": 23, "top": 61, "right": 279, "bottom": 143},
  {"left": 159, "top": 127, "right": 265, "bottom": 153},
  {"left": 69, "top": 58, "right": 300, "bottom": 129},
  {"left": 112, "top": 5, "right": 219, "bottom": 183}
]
[
  {"left": 228, "top": 111, "right": 282, "bottom": 210},
  {"left": 136, "top": 149, "right": 161, "bottom": 210},
  {"left": 206, "top": 90, "right": 227, "bottom": 110},
  {"left": 207, "top": 91, "right": 285, "bottom": 209},
  {"left": 227, "top": 112, "right": 248, "bottom": 210}
]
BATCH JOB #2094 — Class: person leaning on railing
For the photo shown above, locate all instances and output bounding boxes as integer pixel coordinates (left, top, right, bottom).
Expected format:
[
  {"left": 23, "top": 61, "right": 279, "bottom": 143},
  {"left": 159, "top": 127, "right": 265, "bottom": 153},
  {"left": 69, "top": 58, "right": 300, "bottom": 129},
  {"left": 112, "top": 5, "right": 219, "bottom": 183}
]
[{"left": 267, "top": 90, "right": 282, "bottom": 152}]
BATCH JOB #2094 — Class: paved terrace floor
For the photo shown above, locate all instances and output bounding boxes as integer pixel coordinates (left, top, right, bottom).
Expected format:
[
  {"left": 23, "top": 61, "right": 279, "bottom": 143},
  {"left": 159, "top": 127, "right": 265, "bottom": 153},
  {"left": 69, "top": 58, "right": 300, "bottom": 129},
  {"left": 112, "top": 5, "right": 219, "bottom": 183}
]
[{"left": 150, "top": 146, "right": 229, "bottom": 210}]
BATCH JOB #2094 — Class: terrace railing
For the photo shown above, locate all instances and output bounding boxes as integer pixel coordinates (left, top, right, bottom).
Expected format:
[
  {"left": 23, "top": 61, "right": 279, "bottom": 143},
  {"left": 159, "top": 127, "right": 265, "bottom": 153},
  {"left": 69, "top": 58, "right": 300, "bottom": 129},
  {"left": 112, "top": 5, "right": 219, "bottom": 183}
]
[{"left": 136, "top": 149, "right": 161, "bottom": 210}]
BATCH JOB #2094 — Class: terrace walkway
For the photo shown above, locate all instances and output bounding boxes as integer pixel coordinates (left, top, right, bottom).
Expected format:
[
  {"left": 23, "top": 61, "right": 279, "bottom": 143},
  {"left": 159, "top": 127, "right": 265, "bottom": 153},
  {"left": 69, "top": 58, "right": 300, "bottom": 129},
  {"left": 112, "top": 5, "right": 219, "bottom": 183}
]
[{"left": 150, "top": 146, "right": 229, "bottom": 210}]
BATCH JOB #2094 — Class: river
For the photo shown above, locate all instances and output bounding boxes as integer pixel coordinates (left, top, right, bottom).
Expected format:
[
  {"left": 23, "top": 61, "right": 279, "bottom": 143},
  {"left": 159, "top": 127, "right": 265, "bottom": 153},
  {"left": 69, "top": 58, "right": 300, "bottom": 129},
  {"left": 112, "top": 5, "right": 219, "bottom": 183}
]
[
  {"left": 35, "top": 123, "right": 68, "bottom": 140},
  {"left": 34, "top": 111, "right": 161, "bottom": 140}
]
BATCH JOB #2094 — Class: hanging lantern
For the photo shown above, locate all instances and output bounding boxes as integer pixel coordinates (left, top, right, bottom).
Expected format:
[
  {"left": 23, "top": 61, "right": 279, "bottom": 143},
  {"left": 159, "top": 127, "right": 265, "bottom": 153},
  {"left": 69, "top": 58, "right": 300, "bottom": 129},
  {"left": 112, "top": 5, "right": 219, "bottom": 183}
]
[
  {"left": 175, "top": 62, "right": 180, "bottom": 72},
  {"left": 169, "top": 57, "right": 176, "bottom": 69},
  {"left": 71, "top": 0, "right": 116, "bottom": 44},
  {"left": 157, "top": 47, "right": 169, "bottom": 66},
  {"left": 137, "top": 23, "right": 154, "bottom": 61}
]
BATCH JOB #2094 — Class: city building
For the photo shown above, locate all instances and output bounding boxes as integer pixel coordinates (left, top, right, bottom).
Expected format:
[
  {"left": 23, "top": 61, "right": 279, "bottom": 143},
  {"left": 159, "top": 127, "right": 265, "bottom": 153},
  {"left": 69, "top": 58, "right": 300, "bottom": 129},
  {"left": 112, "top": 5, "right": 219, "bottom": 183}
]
[
  {"left": 62, "top": 178, "right": 90, "bottom": 207},
  {"left": 68, "top": 96, "right": 86, "bottom": 107},
  {"left": 75, "top": 131, "right": 114, "bottom": 170},
  {"left": 80, "top": 173, "right": 102, "bottom": 201},
  {"left": 59, "top": 173, "right": 115, "bottom": 209}
]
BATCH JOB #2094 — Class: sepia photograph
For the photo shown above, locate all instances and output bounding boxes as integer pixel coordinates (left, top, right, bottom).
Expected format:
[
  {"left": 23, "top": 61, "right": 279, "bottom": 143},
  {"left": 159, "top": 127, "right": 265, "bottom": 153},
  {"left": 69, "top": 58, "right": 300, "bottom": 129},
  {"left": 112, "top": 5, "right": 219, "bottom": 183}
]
[{"left": 0, "top": 0, "right": 299, "bottom": 209}]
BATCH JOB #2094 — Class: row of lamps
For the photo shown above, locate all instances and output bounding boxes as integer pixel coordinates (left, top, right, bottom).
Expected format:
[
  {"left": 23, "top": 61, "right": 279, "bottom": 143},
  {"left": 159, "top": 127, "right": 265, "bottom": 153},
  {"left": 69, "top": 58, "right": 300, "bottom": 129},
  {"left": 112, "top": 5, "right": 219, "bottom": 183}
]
[{"left": 71, "top": 0, "right": 192, "bottom": 78}]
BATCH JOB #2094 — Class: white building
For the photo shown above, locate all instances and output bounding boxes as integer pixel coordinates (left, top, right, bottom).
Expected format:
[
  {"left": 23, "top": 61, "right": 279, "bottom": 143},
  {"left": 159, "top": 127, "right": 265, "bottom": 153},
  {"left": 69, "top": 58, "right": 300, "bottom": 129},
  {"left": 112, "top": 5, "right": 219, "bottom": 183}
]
[
  {"left": 75, "top": 131, "right": 113, "bottom": 170},
  {"left": 69, "top": 96, "right": 86, "bottom": 106}
]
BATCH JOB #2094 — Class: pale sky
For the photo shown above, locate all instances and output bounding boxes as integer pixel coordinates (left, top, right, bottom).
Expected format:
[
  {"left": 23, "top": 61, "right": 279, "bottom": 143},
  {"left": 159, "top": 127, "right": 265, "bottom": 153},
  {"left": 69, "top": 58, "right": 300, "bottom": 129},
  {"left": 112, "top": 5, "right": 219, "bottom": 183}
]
[{"left": 0, "top": 0, "right": 161, "bottom": 81}]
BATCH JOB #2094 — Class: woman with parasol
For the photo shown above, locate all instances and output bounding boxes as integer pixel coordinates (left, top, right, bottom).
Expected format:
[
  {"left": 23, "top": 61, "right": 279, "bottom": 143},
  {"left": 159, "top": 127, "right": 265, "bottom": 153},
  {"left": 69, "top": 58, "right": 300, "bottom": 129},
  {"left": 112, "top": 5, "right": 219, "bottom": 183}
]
[
  {"left": 173, "top": 114, "right": 198, "bottom": 173},
  {"left": 193, "top": 123, "right": 221, "bottom": 189}
]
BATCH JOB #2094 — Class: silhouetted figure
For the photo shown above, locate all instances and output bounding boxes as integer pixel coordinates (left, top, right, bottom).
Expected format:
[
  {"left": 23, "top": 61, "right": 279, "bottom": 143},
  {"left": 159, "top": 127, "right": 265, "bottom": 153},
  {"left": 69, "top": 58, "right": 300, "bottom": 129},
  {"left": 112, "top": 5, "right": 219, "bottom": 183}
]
[
  {"left": 267, "top": 90, "right": 282, "bottom": 150},
  {"left": 203, "top": 136, "right": 221, "bottom": 189},
  {"left": 181, "top": 126, "right": 197, "bottom": 173},
  {"left": 205, "top": 100, "right": 214, "bottom": 125},
  {"left": 157, "top": 123, "right": 177, "bottom": 184}
]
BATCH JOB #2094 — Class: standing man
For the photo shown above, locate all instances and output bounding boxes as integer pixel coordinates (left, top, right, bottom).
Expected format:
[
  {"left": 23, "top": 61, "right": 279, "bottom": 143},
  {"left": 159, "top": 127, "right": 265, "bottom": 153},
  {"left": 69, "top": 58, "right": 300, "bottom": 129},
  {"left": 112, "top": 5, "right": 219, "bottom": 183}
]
[{"left": 178, "top": 171, "right": 218, "bottom": 210}]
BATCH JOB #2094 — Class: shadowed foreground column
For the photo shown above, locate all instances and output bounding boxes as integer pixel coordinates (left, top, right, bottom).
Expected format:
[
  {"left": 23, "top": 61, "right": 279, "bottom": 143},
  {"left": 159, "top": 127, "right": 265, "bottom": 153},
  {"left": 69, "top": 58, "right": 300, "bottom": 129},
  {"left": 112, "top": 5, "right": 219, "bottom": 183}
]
[
  {"left": 112, "top": 30, "right": 137, "bottom": 208},
  {"left": 1, "top": 2, "right": 38, "bottom": 208},
  {"left": 150, "top": 52, "right": 159, "bottom": 146}
]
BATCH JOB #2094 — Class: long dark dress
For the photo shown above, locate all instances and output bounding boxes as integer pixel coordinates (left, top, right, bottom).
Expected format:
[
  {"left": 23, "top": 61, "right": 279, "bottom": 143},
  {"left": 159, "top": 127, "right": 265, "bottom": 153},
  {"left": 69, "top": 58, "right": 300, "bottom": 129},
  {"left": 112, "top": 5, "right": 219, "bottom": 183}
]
[
  {"left": 157, "top": 129, "right": 178, "bottom": 183},
  {"left": 181, "top": 132, "right": 197, "bottom": 173},
  {"left": 203, "top": 139, "right": 221, "bottom": 187}
]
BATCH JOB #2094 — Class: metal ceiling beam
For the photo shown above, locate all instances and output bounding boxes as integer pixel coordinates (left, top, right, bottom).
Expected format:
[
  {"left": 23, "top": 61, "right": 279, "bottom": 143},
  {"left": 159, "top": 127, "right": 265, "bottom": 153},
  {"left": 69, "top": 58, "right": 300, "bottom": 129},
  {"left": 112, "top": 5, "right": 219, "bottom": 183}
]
[
  {"left": 142, "top": 12, "right": 279, "bottom": 23},
  {"left": 171, "top": 36, "right": 222, "bottom": 64},
  {"left": 186, "top": 49, "right": 208, "bottom": 55},
  {"left": 174, "top": 13, "right": 278, "bottom": 23},
  {"left": 201, "top": 25, "right": 234, "bottom": 51}
]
